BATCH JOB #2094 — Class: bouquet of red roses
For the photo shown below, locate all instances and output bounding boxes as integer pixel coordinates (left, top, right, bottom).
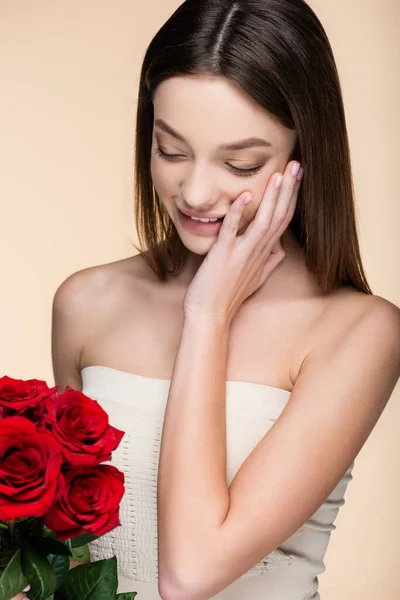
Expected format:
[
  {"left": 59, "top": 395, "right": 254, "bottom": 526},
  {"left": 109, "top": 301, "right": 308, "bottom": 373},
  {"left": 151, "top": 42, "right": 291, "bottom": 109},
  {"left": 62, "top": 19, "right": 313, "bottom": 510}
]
[{"left": 0, "top": 376, "right": 137, "bottom": 600}]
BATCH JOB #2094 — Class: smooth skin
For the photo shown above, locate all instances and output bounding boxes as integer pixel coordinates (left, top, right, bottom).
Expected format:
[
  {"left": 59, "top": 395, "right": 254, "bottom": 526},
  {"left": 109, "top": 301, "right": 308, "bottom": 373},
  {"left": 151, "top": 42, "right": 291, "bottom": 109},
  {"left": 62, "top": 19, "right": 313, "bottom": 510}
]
[
  {"left": 10, "top": 166, "right": 300, "bottom": 600},
  {"left": 156, "top": 145, "right": 400, "bottom": 599},
  {"left": 150, "top": 78, "right": 400, "bottom": 598},
  {"left": 46, "top": 74, "right": 400, "bottom": 599},
  {"left": 183, "top": 164, "right": 303, "bottom": 323}
]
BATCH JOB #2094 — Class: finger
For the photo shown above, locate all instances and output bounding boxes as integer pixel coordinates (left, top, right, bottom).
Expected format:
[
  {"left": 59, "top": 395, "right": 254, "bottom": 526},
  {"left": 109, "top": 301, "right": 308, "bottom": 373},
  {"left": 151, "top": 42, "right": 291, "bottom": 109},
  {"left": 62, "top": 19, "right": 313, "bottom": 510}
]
[
  {"left": 240, "top": 172, "right": 283, "bottom": 247},
  {"left": 250, "top": 162, "right": 303, "bottom": 251},
  {"left": 16, "top": 584, "right": 31, "bottom": 600},
  {"left": 270, "top": 161, "right": 302, "bottom": 233},
  {"left": 217, "top": 191, "right": 253, "bottom": 246}
]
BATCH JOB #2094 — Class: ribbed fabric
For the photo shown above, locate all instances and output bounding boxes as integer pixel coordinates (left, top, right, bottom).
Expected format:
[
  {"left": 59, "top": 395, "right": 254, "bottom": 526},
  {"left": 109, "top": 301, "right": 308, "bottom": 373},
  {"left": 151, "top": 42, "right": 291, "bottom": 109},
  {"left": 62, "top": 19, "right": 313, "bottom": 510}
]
[{"left": 81, "top": 365, "right": 354, "bottom": 599}]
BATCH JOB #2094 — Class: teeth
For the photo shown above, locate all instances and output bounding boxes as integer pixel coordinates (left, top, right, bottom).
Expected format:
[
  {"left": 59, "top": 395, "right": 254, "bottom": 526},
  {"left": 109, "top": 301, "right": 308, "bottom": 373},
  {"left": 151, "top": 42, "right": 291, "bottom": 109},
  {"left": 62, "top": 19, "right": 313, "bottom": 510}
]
[{"left": 190, "top": 217, "right": 220, "bottom": 223}]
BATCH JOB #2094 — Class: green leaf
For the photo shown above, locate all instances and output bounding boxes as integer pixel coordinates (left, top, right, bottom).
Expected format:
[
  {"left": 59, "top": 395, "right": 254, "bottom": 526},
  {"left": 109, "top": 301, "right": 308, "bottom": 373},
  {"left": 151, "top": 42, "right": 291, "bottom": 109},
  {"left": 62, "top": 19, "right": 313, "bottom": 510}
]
[
  {"left": 46, "top": 553, "right": 69, "bottom": 592},
  {"left": 54, "top": 556, "right": 118, "bottom": 600},
  {"left": 116, "top": 593, "right": 137, "bottom": 599},
  {"left": 0, "top": 549, "right": 29, "bottom": 600},
  {"left": 69, "top": 545, "right": 90, "bottom": 564},
  {"left": 68, "top": 533, "right": 98, "bottom": 548},
  {"left": 27, "top": 537, "right": 72, "bottom": 557},
  {"left": 21, "top": 547, "right": 56, "bottom": 600},
  {"left": 0, "top": 545, "right": 19, "bottom": 570}
]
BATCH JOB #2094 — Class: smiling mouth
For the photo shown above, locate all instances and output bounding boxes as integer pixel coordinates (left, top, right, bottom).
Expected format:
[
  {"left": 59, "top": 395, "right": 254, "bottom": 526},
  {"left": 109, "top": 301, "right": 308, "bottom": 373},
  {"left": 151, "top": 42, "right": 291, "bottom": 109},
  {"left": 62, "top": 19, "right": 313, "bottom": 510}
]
[
  {"left": 189, "top": 216, "right": 224, "bottom": 223},
  {"left": 178, "top": 209, "right": 225, "bottom": 234},
  {"left": 178, "top": 208, "right": 226, "bottom": 221}
]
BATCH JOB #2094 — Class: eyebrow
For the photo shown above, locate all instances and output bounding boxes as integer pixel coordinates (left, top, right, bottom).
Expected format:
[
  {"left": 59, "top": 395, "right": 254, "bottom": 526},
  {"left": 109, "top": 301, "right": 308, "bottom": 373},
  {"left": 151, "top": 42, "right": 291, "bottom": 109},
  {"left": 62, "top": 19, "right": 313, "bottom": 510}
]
[{"left": 154, "top": 119, "right": 273, "bottom": 151}]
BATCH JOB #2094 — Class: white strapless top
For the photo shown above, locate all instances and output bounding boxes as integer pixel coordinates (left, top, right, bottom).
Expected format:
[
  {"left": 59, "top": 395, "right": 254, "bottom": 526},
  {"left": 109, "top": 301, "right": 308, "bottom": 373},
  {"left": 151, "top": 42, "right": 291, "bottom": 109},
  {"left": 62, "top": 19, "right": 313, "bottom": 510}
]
[{"left": 81, "top": 365, "right": 355, "bottom": 599}]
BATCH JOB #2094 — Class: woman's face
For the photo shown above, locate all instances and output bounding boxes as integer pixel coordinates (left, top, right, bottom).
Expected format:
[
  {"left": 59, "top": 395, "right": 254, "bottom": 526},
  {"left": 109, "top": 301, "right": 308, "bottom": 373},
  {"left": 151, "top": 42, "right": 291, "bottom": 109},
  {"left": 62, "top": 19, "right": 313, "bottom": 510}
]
[{"left": 151, "top": 75, "right": 298, "bottom": 256}]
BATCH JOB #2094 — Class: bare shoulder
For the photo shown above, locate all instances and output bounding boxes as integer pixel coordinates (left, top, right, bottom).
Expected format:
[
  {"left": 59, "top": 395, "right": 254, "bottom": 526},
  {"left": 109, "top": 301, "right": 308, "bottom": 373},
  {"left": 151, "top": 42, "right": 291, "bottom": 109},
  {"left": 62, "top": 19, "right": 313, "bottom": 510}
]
[
  {"left": 51, "top": 254, "right": 152, "bottom": 388},
  {"left": 323, "top": 288, "right": 400, "bottom": 336},
  {"left": 291, "top": 288, "right": 400, "bottom": 386},
  {"left": 347, "top": 292, "right": 400, "bottom": 365},
  {"left": 53, "top": 253, "right": 152, "bottom": 311},
  {"left": 307, "top": 288, "right": 400, "bottom": 375},
  {"left": 53, "top": 253, "right": 160, "bottom": 338}
]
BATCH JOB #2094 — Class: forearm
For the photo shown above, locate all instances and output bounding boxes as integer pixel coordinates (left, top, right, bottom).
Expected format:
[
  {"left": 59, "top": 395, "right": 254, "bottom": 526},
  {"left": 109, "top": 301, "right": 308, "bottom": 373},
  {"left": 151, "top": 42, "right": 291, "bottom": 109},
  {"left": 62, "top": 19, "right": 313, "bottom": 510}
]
[{"left": 157, "top": 314, "right": 231, "bottom": 591}]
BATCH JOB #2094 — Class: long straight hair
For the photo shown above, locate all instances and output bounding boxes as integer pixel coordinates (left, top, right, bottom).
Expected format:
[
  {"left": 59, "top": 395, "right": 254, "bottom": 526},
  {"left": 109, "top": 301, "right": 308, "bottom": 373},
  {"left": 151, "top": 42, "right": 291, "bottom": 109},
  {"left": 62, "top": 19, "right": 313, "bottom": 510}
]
[{"left": 133, "top": 0, "right": 372, "bottom": 295}]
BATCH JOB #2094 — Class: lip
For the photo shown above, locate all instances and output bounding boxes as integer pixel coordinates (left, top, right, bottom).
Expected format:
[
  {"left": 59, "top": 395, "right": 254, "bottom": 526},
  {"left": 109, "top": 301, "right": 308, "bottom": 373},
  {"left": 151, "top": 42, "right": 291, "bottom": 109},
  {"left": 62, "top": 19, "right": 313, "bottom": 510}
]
[
  {"left": 178, "top": 208, "right": 226, "bottom": 219},
  {"left": 177, "top": 208, "right": 224, "bottom": 236}
]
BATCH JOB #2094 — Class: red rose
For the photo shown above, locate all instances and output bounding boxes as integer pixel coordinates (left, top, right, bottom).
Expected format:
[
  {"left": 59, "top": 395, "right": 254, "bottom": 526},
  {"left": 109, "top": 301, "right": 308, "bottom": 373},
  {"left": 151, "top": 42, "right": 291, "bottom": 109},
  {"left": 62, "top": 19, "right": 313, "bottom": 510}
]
[
  {"left": 0, "top": 376, "right": 58, "bottom": 420},
  {"left": 44, "top": 388, "right": 124, "bottom": 467},
  {"left": 0, "top": 416, "right": 63, "bottom": 521},
  {"left": 43, "top": 464, "right": 125, "bottom": 540}
]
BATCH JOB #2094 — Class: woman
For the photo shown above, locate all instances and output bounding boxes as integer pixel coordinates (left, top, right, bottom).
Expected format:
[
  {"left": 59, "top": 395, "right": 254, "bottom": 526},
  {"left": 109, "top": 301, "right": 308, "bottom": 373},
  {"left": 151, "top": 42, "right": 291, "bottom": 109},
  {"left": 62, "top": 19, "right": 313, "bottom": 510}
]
[{"left": 12, "top": 0, "right": 400, "bottom": 598}]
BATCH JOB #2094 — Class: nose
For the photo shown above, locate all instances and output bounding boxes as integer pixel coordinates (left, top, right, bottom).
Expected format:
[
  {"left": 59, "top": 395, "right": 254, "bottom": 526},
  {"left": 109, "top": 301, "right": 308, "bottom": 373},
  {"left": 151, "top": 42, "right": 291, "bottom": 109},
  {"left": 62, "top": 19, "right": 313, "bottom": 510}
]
[{"left": 180, "top": 166, "right": 218, "bottom": 212}]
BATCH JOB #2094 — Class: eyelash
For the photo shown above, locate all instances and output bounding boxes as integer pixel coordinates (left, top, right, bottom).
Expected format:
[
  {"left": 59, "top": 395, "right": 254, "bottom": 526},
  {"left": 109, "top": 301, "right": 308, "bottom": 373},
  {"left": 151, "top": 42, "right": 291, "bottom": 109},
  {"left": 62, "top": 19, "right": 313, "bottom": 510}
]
[{"left": 154, "top": 146, "right": 263, "bottom": 177}]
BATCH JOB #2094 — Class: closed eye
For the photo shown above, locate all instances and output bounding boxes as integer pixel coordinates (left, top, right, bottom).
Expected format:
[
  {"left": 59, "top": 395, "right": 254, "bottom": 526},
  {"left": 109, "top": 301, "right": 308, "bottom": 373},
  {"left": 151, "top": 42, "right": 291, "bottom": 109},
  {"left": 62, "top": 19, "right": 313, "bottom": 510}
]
[{"left": 154, "top": 146, "right": 264, "bottom": 177}]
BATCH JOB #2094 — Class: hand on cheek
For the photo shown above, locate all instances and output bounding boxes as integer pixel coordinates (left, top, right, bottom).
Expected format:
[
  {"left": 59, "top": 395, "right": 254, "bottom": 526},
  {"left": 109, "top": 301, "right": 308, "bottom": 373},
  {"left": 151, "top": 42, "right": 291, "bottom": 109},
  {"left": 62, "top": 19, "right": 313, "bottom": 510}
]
[
  {"left": 240, "top": 171, "right": 277, "bottom": 231},
  {"left": 183, "top": 160, "right": 303, "bottom": 323}
]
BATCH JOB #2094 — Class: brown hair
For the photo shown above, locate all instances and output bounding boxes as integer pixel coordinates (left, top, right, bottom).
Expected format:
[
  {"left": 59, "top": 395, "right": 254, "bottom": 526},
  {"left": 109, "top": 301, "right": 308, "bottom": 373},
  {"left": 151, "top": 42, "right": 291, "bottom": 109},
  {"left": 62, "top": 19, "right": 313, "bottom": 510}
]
[{"left": 133, "top": 0, "right": 372, "bottom": 295}]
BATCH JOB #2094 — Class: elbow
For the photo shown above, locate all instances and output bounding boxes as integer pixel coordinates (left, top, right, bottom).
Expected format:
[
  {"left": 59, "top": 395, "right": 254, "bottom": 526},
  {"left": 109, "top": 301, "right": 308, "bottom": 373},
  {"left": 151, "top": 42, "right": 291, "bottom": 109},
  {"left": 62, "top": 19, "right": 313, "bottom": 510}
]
[
  {"left": 158, "top": 538, "right": 214, "bottom": 599},
  {"left": 159, "top": 583, "right": 206, "bottom": 600},
  {"left": 158, "top": 570, "right": 206, "bottom": 600},
  {"left": 158, "top": 566, "right": 187, "bottom": 600},
  {"left": 158, "top": 579, "right": 192, "bottom": 600}
]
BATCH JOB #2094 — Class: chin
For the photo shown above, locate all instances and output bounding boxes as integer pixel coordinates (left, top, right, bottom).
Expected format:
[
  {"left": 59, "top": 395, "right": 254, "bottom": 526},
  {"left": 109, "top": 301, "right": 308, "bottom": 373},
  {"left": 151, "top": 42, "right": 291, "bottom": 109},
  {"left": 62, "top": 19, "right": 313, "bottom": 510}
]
[
  {"left": 174, "top": 229, "right": 216, "bottom": 255},
  {"left": 180, "top": 238, "right": 214, "bottom": 256}
]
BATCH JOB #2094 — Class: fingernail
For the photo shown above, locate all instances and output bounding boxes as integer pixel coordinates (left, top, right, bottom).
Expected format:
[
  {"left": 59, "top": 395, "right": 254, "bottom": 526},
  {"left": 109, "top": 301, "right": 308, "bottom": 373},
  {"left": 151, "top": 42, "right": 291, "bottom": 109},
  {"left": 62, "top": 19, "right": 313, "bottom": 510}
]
[
  {"left": 23, "top": 585, "right": 31, "bottom": 592},
  {"left": 296, "top": 167, "right": 304, "bottom": 181},
  {"left": 291, "top": 162, "right": 301, "bottom": 177},
  {"left": 243, "top": 193, "right": 253, "bottom": 205},
  {"left": 275, "top": 174, "right": 283, "bottom": 189}
]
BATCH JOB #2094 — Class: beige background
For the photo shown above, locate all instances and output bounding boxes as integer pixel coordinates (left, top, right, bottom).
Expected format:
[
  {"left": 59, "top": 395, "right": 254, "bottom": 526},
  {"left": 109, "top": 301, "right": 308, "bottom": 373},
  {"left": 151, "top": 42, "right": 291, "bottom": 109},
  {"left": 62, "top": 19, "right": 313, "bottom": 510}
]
[{"left": 1, "top": 1, "right": 399, "bottom": 597}]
